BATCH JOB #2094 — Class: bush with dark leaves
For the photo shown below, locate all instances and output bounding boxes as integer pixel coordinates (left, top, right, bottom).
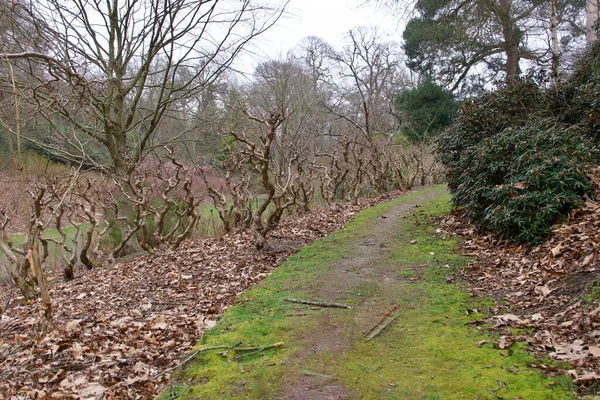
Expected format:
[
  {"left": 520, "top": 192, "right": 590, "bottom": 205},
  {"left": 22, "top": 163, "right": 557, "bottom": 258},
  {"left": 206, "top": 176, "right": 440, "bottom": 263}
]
[
  {"left": 452, "top": 120, "right": 596, "bottom": 243},
  {"left": 438, "top": 79, "right": 545, "bottom": 193},
  {"left": 438, "top": 43, "right": 600, "bottom": 243}
]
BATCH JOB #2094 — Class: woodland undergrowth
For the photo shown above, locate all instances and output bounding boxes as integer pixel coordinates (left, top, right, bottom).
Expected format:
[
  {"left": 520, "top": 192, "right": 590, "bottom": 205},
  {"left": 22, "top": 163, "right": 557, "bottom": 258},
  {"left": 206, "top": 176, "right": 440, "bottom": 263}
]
[
  {"left": 441, "top": 167, "right": 600, "bottom": 393},
  {"left": 0, "top": 190, "right": 401, "bottom": 399}
]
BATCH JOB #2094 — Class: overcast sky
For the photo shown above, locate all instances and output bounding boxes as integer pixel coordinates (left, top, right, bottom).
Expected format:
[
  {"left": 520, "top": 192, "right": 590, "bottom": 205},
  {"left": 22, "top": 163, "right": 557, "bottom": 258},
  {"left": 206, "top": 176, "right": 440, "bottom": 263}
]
[{"left": 235, "top": 0, "right": 405, "bottom": 75}]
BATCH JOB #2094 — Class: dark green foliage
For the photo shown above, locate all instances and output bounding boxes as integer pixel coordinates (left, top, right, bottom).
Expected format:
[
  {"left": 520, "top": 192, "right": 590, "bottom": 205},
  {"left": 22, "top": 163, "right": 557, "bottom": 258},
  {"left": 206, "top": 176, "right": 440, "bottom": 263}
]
[
  {"left": 438, "top": 78, "right": 546, "bottom": 190},
  {"left": 395, "top": 79, "right": 459, "bottom": 142},
  {"left": 403, "top": 17, "right": 456, "bottom": 79},
  {"left": 437, "top": 43, "right": 600, "bottom": 243},
  {"left": 556, "top": 42, "right": 600, "bottom": 139},
  {"left": 451, "top": 120, "right": 595, "bottom": 243}
]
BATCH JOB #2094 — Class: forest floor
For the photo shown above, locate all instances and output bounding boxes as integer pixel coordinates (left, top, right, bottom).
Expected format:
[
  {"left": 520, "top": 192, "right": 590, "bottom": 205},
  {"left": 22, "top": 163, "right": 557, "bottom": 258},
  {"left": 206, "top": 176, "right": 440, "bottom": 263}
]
[
  {"left": 0, "top": 190, "right": 400, "bottom": 399},
  {"left": 159, "top": 185, "right": 581, "bottom": 399},
  {"left": 3, "top": 184, "right": 600, "bottom": 399}
]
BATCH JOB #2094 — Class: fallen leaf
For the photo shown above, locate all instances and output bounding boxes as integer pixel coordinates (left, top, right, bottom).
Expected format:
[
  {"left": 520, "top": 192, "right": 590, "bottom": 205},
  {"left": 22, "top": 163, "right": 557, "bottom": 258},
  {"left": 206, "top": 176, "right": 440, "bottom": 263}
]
[
  {"left": 551, "top": 243, "right": 564, "bottom": 257},
  {"left": 588, "top": 346, "right": 600, "bottom": 358},
  {"left": 79, "top": 383, "right": 106, "bottom": 399},
  {"left": 534, "top": 286, "right": 551, "bottom": 298},
  {"left": 66, "top": 319, "right": 82, "bottom": 333},
  {"left": 496, "top": 335, "right": 514, "bottom": 349},
  {"left": 143, "top": 335, "right": 159, "bottom": 346},
  {"left": 551, "top": 340, "right": 587, "bottom": 361},
  {"left": 72, "top": 342, "right": 84, "bottom": 360},
  {"left": 513, "top": 182, "right": 527, "bottom": 190},
  {"left": 48, "top": 369, "right": 66, "bottom": 384},
  {"left": 133, "top": 361, "right": 150, "bottom": 375},
  {"left": 150, "top": 316, "right": 168, "bottom": 330},
  {"left": 530, "top": 313, "right": 543, "bottom": 321},
  {"left": 574, "top": 374, "right": 600, "bottom": 385},
  {"left": 494, "top": 314, "right": 527, "bottom": 326}
]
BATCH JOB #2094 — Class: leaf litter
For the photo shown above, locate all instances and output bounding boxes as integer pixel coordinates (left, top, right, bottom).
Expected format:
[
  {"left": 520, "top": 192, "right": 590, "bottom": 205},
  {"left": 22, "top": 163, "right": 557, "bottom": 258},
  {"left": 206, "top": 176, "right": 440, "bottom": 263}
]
[
  {"left": 0, "top": 192, "right": 401, "bottom": 399},
  {"left": 439, "top": 167, "right": 600, "bottom": 392}
]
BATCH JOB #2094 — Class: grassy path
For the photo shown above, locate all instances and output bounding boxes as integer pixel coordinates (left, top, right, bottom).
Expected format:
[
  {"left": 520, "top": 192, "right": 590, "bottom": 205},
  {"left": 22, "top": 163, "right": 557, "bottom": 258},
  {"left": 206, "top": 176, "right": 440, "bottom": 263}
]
[{"left": 160, "top": 185, "right": 574, "bottom": 399}]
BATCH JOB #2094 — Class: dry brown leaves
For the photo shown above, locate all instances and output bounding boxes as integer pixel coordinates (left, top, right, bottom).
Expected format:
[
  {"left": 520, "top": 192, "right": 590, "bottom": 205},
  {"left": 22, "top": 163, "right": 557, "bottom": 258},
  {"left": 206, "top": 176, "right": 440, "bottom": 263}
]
[
  {"left": 440, "top": 167, "right": 600, "bottom": 390},
  {"left": 0, "top": 191, "right": 401, "bottom": 399}
]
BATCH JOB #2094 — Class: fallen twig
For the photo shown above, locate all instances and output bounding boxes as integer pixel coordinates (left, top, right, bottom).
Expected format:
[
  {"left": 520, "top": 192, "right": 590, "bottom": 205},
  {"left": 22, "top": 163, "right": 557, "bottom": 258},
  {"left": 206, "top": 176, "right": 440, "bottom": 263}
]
[
  {"left": 0, "top": 337, "right": 34, "bottom": 362},
  {"left": 168, "top": 384, "right": 190, "bottom": 399},
  {"left": 364, "top": 305, "right": 400, "bottom": 342},
  {"left": 234, "top": 342, "right": 285, "bottom": 352},
  {"left": 232, "top": 342, "right": 285, "bottom": 362},
  {"left": 150, "top": 341, "right": 242, "bottom": 380},
  {"left": 485, "top": 379, "right": 504, "bottom": 398},
  {"left": 284, "top": 298, "right": 351, "bottom": 309}
]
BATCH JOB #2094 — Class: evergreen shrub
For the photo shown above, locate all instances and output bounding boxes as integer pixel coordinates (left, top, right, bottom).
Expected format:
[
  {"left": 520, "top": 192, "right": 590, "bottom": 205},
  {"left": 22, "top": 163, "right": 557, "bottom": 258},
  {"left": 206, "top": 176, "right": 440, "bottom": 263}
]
[{"left": 437, "top": 44, "right": 600, "bottom": 243}]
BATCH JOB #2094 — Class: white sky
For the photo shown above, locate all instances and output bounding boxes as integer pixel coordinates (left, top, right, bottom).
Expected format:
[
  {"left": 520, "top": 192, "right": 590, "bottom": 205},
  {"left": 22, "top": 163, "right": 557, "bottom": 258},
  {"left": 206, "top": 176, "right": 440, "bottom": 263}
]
[{"left": 235, "top": 0, "right": 406, "bottom": 75}]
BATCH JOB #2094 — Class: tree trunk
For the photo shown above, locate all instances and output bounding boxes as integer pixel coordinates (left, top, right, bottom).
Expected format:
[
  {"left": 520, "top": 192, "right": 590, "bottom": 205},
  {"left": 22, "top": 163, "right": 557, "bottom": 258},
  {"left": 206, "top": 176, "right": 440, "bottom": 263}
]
[
  {"left": 114, "top": 156, "right": 145, "bottom": 256},
  {"left": 587, "top": 0, "right": 599, "bottom": 45},
  {"left": 498, "top": 0, "right": 521, "bottom": 79},
  {"left": 29, "top": 242, "right": 52, "bottom": 324},
  {"left": 504, "top": 30, "right": 520, "bottom": 78},
  {"left": 63, "top": 260, "right": 75, "bottom": 281},
  {"left": 80, "top": 218, "right": 96, "bottom": 269},
  {"left": 550, "top": 0, "right": 560, "bottom": 86},
  {"left": 252, "top": 223, "right": 267, "bottom": 250}
]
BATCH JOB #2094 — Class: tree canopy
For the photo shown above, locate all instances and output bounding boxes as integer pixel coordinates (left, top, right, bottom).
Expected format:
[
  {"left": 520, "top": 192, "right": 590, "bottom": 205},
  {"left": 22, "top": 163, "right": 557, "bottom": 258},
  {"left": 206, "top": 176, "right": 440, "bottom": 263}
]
[
  {"left": 395, "top": 78, "right": 459, "bottom": 141},
  {"left": 403, "top": 0, "right": 588, "bottom": 92}
]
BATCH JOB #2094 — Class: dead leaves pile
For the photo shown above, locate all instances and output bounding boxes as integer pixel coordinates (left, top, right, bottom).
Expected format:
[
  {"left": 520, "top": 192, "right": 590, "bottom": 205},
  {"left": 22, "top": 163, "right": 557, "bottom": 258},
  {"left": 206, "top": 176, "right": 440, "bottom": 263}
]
[
  {"left": 0, "top": 192, "right": 400, "bottom": 399},
  {"left": 440, "top": 167, "right": 600, "bottom": 390}
]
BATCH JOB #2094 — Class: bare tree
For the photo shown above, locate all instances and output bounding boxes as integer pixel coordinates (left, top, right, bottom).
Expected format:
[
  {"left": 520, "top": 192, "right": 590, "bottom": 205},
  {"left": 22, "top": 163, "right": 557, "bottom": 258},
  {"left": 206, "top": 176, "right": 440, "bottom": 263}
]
[
  {"left": 587, "top": 0, "right": 599, "bottom": 44},
  {"left": 1, "top": 0, "right": 286, "bottom": 252},
  {"left": 325, "top": 27, "right": 409, "bottom": 195},
  {"left": 329, "top": 28, "right": 407, "bottom": 141},
  {"left": 295, "top": 36, "right": 337, "bottom": 90},
  {"left": 3, "top": 0, "right": 287, "bottom": 172}
]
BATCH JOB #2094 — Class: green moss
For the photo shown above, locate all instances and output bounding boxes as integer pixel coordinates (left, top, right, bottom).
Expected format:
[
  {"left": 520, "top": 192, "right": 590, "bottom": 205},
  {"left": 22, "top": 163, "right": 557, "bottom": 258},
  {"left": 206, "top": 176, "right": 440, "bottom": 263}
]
[
  {"left": 583, "top": 280, "right": 600, "bottom": 304},
  {"left": 160, "top": 185, "right": 576, "bottom": 399}
]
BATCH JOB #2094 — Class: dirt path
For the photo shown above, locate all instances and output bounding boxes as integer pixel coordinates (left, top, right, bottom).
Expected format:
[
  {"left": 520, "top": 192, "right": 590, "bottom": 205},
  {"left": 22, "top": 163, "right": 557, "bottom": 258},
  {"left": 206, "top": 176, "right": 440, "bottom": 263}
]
[
  {"left": 163, "top": 185, "right": 575, "bottom": 399},
  {"left": 279, "top": 187, "right": 443, "bottom": 400}
]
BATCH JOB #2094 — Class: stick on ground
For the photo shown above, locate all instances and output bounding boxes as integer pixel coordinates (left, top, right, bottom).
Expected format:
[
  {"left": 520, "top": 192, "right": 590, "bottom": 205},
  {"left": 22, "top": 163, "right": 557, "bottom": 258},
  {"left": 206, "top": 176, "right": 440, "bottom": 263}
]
[
  {"left": 232, "top": 342, "right": 285, "bottom": 362},
  {"left": 284, "top": 298, "right": 351, "bottom": 309},
  {"left": 364, "top": 304, "right": 401, "bottom": 342}
]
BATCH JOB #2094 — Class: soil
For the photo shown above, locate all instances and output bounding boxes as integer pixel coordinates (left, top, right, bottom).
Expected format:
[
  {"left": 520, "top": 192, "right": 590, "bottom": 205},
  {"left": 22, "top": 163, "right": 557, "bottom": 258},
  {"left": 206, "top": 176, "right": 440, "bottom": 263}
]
[{"left": 278, "top": 187, "right": 443, "bottom": 399}]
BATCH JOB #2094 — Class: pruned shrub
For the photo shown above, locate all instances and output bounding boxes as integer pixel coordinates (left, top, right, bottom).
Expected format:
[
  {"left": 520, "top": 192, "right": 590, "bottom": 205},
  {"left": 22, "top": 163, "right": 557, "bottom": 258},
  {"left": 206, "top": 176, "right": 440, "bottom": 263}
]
[{"left": 556, "top": 42, "right": 600, "bottom": 140}]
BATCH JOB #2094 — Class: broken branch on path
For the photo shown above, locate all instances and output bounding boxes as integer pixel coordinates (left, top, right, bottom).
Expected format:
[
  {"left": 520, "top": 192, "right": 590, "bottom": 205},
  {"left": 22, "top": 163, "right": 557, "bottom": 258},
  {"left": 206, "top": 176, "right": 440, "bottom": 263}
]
[
  {"left": 364, "top": 305, "right": 400, "bottom": 342},
  {"left": 232, "top": 342, "right": 285, "bottom": 362},
  {"left": 150, "top": 341, "right": 242, "bottom": 380},
  {"left": 234, "top": 342, "right": 285, "bottom": 352},
  {"left": 284, "top": 298, "right": 351, "bottom": 309}
]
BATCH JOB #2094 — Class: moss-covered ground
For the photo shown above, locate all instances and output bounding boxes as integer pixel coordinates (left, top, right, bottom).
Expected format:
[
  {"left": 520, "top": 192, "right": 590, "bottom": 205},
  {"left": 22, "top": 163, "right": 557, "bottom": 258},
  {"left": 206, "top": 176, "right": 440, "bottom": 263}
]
[{"left": 159, "top": 185, "right": 576, "bottom": 399}]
